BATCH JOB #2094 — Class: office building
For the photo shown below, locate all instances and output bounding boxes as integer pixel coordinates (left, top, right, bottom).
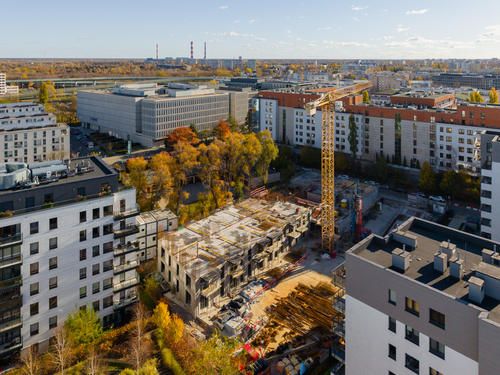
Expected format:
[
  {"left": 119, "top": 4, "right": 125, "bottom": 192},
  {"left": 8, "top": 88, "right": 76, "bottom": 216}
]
[
  {"left": 432, "top": 74, "right": 500, "bottom": 90},
  {"left": 136, "top": 209, "right": 178, "bottom": 261},
  {"left": 157, "top": 198, "right": 311, "bottom": 318},
  {"left": 0, "top": 102, "right": 70, "bottom": 163},
  {"left": 345, "top": 217, "right": 500, "bottom": 375},
  {"left": 0, "top": 156, "right": 140, "bottom": 360},
  {"left": 0, "top": 74, "right": 19, "bottom": 96}
]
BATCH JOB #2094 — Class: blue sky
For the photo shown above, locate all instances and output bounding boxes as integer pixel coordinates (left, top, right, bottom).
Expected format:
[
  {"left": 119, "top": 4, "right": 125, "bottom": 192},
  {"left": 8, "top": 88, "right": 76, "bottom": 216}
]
[{"left": 2, "top": 0, "right": 500, "bottom": 59}]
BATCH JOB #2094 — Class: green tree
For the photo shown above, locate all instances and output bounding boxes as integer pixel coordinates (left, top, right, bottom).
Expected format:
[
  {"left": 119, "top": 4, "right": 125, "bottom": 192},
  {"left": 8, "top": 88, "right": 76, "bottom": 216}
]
[
  {"left": 347, "top": 114, "right": 358, "bottom": 163},
  {"left": 256, "top": 130, "right": 279, "bottom": 184},
  {"left": 489, "top": 87, "right": 499, "bottom": 104},
  {"left": 362, "top": 90, "right": 370, "bottom": 102},
  {"left": 271, "top": 146, "right": 296, "bottom": 182},
  {"left": 243, "top": 109, "right": 253, "bottom": 134},
  {"left": 65, "top": 305, "right": 103, "bottom": 347},
  {"left": 300, "top": 146, "right": 321, "bottom": 167},
  {"left": 375, "top": 156, "right": 389, "bottom": 182},
  {"left": 386, "top": 154, "right": 390, "bottom": 164},
  {"left": 226, "top": 115, "right": 238, "bottom": 132},
  {"left": 39, "top": 82, "right": 48, "bottom": 104},
  {"left": 192, "top": 331, "right": 242, "bottom": 375},
  {"left": 418, "top": 161, "right": 437, "bottom": 194},
  {"left": 440, "top": 170, "right": 457, "bottom": 198},
  {"left": 189, "top": 123, "right": 199, "bottom": 139},
  {"left": 334, "top": 151, "right": 349, "bottom": 173},
  {"left": 403, "top": 156, "right": 407, "bottom": 167}
]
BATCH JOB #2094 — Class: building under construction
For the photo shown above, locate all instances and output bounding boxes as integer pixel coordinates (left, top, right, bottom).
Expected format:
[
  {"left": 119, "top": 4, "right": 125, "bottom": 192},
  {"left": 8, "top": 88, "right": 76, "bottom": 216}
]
[{"left": 157, "top": 198, "right": 312, "bottom": 318}]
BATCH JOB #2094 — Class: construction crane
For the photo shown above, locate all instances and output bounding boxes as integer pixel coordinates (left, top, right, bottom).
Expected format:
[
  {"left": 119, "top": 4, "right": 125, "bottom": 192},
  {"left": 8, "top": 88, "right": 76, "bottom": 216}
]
[{"left": 305, "top": 81, "right": 372, "bottom": 253}]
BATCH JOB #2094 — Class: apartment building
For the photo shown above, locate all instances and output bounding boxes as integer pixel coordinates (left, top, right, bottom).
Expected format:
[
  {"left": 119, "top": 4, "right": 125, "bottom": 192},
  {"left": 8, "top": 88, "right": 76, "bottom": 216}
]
[
  {"left": 157, "top": 198, "right": 311, "bottom": 318},
  {"left": 0, "top": 156, "right": 140, "bottom": 361},
  {"left": 136, "top": 209, "right": 178, "bottom": 261},
  {"left": 0, "top": 74, "right": 19, "bottom": 96},
  {"left": 345, "top": 217, "right": 500, "bottom": 375},
  {"left": 0, "top": 102, "right": 70, "bottom": 163}
]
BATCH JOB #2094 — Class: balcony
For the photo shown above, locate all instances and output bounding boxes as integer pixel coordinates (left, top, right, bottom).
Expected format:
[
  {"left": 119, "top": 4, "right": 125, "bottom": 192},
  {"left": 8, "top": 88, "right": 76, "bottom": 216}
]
[
  {"left": 113, "top": 295, "right": 139, "bottom": 310},
  {"left": 0, "top": 276, "right": 22, "bottom": 293},
  {"left": 0, "top": 337, "right": 22, "bottom": 356},
  {"left": 0, "top": 254, "right": 22, "bottom": 270},
  {"left": 0, "top": 233, "right": 23, "bottom": 249},
  {"left": 114, "top": 259, "right": 140, "bottom": 275},
  {"left": 114, "top": 241, "right": 139, "bottom": 257},
  {"left": 0, "top": 295, "right": 22, "bottom": 312},
  {"left": 114, "top": 204, "right": 140, "bottom": 220},
  {"left": 0, "top": 317, "right": 22, "bottom": 334},
  {"left": 114, "top": 224, "right": 139, "bottom": 239},
  {"left": 113, "top": 276, "right": 140, "bottom": 293}
]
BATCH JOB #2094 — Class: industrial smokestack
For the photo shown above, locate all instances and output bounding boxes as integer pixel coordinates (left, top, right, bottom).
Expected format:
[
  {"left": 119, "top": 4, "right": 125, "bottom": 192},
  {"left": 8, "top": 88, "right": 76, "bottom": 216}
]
[
  {"left": 204, "top": 42, "right": 206, "bottom": 60},
  {"left": 156, "top": 44, "right": 158, "bottom": 60},
  {"left": 191, "top": 41, "right": 193, "bottom": 59}
]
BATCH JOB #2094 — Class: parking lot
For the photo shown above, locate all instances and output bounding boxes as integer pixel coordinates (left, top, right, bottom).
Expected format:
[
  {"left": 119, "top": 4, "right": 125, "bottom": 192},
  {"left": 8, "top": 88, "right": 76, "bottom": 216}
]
[{"left": 69, "top": 127, "right": 102, "bottom": 157}]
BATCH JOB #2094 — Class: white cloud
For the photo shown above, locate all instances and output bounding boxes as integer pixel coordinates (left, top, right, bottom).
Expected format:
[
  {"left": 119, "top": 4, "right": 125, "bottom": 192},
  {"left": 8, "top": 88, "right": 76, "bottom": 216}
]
[
  {"left": 317, "top": 26, "right": 332, "bottom": 31},
  {"left": 382, "top": 36, "right": 394, "bottom": 40},
  {"left": 384, "top": 41, "right": 412, "bottom": 48},
  {"left": 218, "top": 31, "right": 255, "bottom": 38},
  {"left": 480, "top": 25, "right": 500, "bottom": 38},
  {"left": 233, "top": 20, "right": 239, "bottom": 24},
  {"left": 287, "top": 30, "right": 291, "bottom": 34},
  {"left": 248, "top": 19, "right": 257, "bottom": 23},
  {"left": 406, "top": 9, "right": 429, "bottom": 15},
  {"left": 353, "top": 17, "right": 359, "bottom": 21},
  {"left": 397, "top": 27, "right": 410, "bottom": 32},
  {"left": 322, "top": 40, "right": 371, "bottom": 47},
  {"left": 200, "top": 31, "right": 209, "bottom": 35},
  {"left": 475, "top": 38, "right": 497, "bottom": 43},
  {"left": 254, "top": 37, "right": 266, "bottom": 41},
  {"left": 352, "top": 6, "right": 367, "bottom": 10},
  {"left": 243, "top": 44, "right": 251, "bottom": 47},
  {"left": 217, "top": 5, "right": 228, "bottom": 9},
  {"left": 296, "top": 38, "right": 302, "bottom": 41}
]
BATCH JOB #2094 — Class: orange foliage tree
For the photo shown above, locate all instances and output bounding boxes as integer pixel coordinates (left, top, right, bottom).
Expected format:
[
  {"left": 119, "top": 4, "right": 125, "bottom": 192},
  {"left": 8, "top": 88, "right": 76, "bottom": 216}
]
[
  {"left": 164, "top": 127, "right": 200, "bottom": 147},
  {"left": 213, "top": 120, "right": 231, "bottom": 139}
]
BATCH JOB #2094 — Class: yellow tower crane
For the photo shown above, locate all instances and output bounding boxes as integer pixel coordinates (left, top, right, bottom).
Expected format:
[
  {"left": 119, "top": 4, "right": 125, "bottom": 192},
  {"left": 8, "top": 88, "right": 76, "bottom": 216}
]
[{"left": 305, "top": 81, "right": 372, "bottom": 253}]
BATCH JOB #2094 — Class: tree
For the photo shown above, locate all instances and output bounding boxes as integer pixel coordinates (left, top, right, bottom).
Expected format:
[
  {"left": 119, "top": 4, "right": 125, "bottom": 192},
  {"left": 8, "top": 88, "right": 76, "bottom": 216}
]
[
  {"left": 255, "top": 130, "right": 279, "bottom": 184},
  {"left": 192, "top": 331, "right": 242, "bottom": 375},
  {"left": 386, "top": 154, "right": 390, "bottom": 164},
  {"left": 226, "top": 115, "right": 238, "bottom": 132},
  {"left": 39, "top": 82, "right": 48, "bottom": 104},
  {"left": 85, "top": 345, "right": 107, "bottom": 375},
  {"left": 149, "top": 152, "right": 173, "bottom": 210},
  {"left": 300, "top": 146, "right": 321, "bottom": 168},
  {"left": 20, "top": 345, "right": 42, "bottom": 375},
  {"left": 144, "top": 277, "right": 162, "bottom": 303},
  {"left": 243, "top": 109, "right": 253, "bottom": 134},
  {"left": 334, "top": 151, "right": 349, "bottom": 173},
  {"left": 213, "top": 120, "right": 231, "bottom": 139},
  {"left": 125, "top": 157, "right": 149, "bottom": 210},
  {"left": 362, "top": 90, "right": 370, "bottom": 102},
  {"left": 168, "top": 142, "right": 199, "bottom": 215},
  {"left": 164, "top": 127, "right": 199, "bottom": 148},
  {"left": 375, "top": 156, "right": 389, "bottom": 182},
  {"left": 418, "top": 161, "right": 437, "bottom": 194},
  {"left": 152, "top": 302, "right": 171, "bottom": 332},
  {"left": 189, "top": 123, "right": 199, "bottom": 139},
  {"left": 347, "top": 114, "right": 358, "bottom": 163},
  {"left": 49, "top": 327, "right": 74, "bottom": 375},
  {"left": 403, "top": 156, "right": 407, "bottom": 167},
  {"left": 198, "top": 142, "right": 231, "bottom": 209},
  {"left": 65, "top": 305, "right": 103, "bottom": 348},
  {"left": 271, "top": 146, "right": 296, "bottom": 182},
  {"left": 468, "top": 92, "right": 484, "bottom": 103},
  {"left": 440, "top": 170, "right": 457, "bottom": 198},
  {"left": 489, "top": 87, "right": 499, "bottom": 104},
  {"left": 130, "top": 303, "right": 152, "bottom": 374}
]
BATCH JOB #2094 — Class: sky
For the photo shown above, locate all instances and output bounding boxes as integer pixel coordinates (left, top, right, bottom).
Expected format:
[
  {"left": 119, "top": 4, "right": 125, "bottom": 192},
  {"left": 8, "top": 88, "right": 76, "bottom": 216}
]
[{"left": 2, "top": 0, "right": 500, "bottom": 60}]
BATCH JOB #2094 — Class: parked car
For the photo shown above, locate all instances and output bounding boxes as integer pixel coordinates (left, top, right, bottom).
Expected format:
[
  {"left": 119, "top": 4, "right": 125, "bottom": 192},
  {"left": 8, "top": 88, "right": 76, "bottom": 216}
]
[
  {"left": 379, "top": 185, "right": 390, "bottom": 189},
  {"left": 411, "top": 192, "right": 426, "bottom": 197},
  {"left": 429, "top": 196, "right": 446, "bottom": 202},
  {"left": 365, "top": 181, "right": 377, "bottom": 186},
  {"left": 338, "top": 175, "right": 350, "bottom": 180},
  {"left": 394, "top": 188, "right": 407, "bottom": 194}
]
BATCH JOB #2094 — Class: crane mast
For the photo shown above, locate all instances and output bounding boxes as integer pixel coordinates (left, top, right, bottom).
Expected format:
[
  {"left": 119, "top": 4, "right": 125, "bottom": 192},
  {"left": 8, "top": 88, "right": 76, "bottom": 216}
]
[{"left": 304, "top": 81, "right": 372, "bottom": 253}]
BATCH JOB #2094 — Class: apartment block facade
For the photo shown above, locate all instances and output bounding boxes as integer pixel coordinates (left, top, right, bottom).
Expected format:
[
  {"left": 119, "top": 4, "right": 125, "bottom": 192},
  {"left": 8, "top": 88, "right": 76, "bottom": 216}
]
[
  {"left": 0, "top": 74, "right": 19, "bottom": 96},
  {"left": 345, "top": 217, "right": 500, "bottom": 375},
  {"left": 136, "top": 209, "right": 178, "bottom": 261},
  {"left": 0, "top": 156, "right": 140, "bottom": 361}
]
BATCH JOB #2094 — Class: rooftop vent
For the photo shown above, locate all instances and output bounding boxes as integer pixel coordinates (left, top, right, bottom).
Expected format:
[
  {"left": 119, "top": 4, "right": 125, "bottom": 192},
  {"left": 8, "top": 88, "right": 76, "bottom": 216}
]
[
  {"left": 439, "top": 240, "right": 456, "bottom": 261},
  {"left": 449, "top": 251, "right": 464, "bottom": 280},
  {"left": 469, "top": 276, "right": 485, "bottom": 304},
  {"left": 392, "top": 245, "right": 410, "bottom": 271}
]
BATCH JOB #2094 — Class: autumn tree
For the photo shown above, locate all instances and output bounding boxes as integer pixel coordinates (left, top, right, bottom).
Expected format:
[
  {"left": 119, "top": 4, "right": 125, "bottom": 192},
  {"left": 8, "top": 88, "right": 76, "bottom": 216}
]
[
  {"left": 256, "top": 130, "right": 279, "bottom": 183},
  {"left": 226, "top": 115, "right": 238, "bottom": 132},
  {"left": 164, "top": 127, "right": 199, "bottom": 148},
  {"left": 213, "top": 120, "right": 231, "bottom": 139},
  {"left": 130, "top": 303, "right": 152, "bottom": 374},
  {"left": 362, "top": 90, "right": 370, "bottom": 102},
  {"left": 418, "top": 161, "right": 437, "bottom": 194},
  {"left": 49, "top": 327, "right": 74, "bottom": 375},
  {"left": 440, "top": 170, "right": 457, "bottom": 198},
  {"left": 168, "top": 142, "right": 199, "bottom": 215},
  {"left": 85, "top": 345, "right": 107, "bottom": 375},
  {"left": 489, "top": 87, "right": 499, "bottom": 104},
  {"left": 467, "top": 92, "right": 484, "bottom": 103},
  {"left": 20, "top": 345, "right": 42, "bottom": 375},
  {"left": 192, "top": 331, "right": 242, "bottom": 375},
  {"left": 125, "top": 157, "right": 149, "bottom": 210},
  {"left": 149, "top": 152, "right": 173, "bottom": 210},
  {"left": 198, "top": 142, "right": 232, "bottom": 209},
  {"left": 347, "top": 114, "right": 358, "bottom": 163},
  {"left": 39, "top": 82, "right": 48, "bottom": 104}
]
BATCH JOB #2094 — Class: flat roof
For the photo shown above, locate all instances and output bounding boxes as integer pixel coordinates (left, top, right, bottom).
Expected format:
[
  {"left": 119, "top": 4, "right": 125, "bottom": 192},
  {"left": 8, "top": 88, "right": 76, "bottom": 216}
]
[
  {"left": 137, "top": 209, "right": 177, "bottom": 224},
  {"left": 353, "top": 217, "right": 500, "bottom": 320},
  {"left": 393, "top": 92, "right": 451, "bottom": 100}
]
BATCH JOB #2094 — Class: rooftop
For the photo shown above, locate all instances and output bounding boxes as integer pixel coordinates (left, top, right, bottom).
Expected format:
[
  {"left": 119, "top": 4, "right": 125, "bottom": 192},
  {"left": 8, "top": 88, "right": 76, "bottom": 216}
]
[
  {"left": 137, "top": 209, "right": 177, "bottom": 224},
  {"left": 393, "top": 91, "right": 451, "bottom": 100},
  {"left": 352, "top": 217, "right": 500, "bottom": 321}
]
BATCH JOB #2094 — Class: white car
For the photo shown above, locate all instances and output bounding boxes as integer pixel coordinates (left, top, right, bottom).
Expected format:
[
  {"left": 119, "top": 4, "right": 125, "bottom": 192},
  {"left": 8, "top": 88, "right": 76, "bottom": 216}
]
[{"left": 429, "top": 196, "right": 446, "bottom": 203}]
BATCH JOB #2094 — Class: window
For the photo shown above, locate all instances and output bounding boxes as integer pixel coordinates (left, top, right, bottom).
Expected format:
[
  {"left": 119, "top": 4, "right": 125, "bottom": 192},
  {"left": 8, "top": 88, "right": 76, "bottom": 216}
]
[
  {"left": 405, "top": 297, "right": 419, "bottom": 316},
  {"left": 92, "top": 245, "right": 100, "bottom": 257},
  {"left": 80, "top": 249, "right": 87, "bottom": 261},
  {"left": 103, "top": 277, "right": 113, "bottom": 290},
  {"left": 430, "top": 368, "right": 443, "bottom": 375},
  {"left": 30, "top": 323, "right": 39, "bottom": 336},
  {"left": 93, "top": 300, "right": 100, "bottom": 312},
  {"left": 103, "top": 259, "right": 113, "bottom": 272},
  {"left": 186, "top": 275, "right": 191, "bottom": 287},
  {"left": 30, "top": 282, "right": 39, "bottom": 296},
  {"left": 430, "top": 338, "right": 445, "bottom": 359},
  {"left": 30, "top": 262, "right": 39, "bottom": 275},
  {"left": 430, "top": 309, "right": 445, "bottom": 329},
  {"left": 389, "top": 317, "right": 396, "bottom": 332},
  {"left": 30, "top": 222, "right": 39, "bottom": 235},
  {"left": 93, "top": 208, "right": 100, "bottom": 220},
  {"left": 49, "top": 237, "right": 57, "bottom": 250},
  {"left": 49, "top": 218, "right": 57, "bottom": 230},
  {"left": 186, "top": 291, "right": 191, "bottom": 304},
  {"left": 49, "top": 316, "right": 57, "bottom": 329},
  {"left": 103, "top": 296, "right": 113, "bottom": 308},
  {"left": 30, "top": 242, "right": 39, "bottom": 255},
  {"left": 103, "top": 242, "right": 113, "bottom": 254},
  {"left": 80, "top": 211, "right": 87, "bottom": 223},
  {"left": 388, "top": 344, "right": 396, "bottom": 360},
  {"left": 405, "top": 354, "right": 419, "bottom": 374},
  {"left": 80, "top": 230, "right": 86, "bottom": 242},
  {"left": 30, "top": 302, "right": 39, "bottom": 316},
  {"left": 92, "top": 281, "right": 100, "bottom": 294},
  {"left": 92, "top": 264, "right": 99, "bottom": 275},
  {"left": 80, "top": 286, "right": 87, "bottom": 299},
  {"left": 49, "top": 257, "right": 57, "bottom": 270},
  {"left": 103, "top": 205, "right": 113, "bottom": 216},
  {"left": 389, "top": 289, "right": 396, "bottom": 305},
  {"left": 103, "top": 224, "right": 113, "bottom": 235},
  {"left": 405, "top": 326, "right": 420, "bottom": 345},
  {"left": 49, "top": 276, "right": 57, "bottom": 289},
  {"left": 49, "top": 296, "right": 57, "bottom": 309},
  {"left": 80, "top": 267, "right": 87, "bottom": 279},
  {"left": 92, "top": 227, "right": 100, "bottom": 238}
]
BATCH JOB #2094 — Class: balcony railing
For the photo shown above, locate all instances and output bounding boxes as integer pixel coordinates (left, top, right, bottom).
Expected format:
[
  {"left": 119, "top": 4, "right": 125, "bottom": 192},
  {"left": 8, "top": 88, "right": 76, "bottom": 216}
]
[
  {"left": 0, "top": 233, "right": 23, "bottom": 248},
  {"left": 0, "top": 317, "right": 22, "bottom": 334},
  {"left": 114, "top": 204, "right": 140, "bottom": 220},
  {"left": 113, "top": 295, "right": 139, "bottom": 310},
  {"left": 0, "top": 276, "right": 22, "bottom": 293},
  {"left": 113, "top": 276, "right": 140, "bottom": 293},
  {"left": 0, "top": 337, "right": 22, "bottom": 355},
  {"left": 114, "top": 259, "right": 140, "bottom": 275},
  {"left": 114, "top": 224, "right": 139, "bottom": 239},
  {"left": 0, "top": 253, "right": 22, "bottom": 270},
  {"left": 114, "top": 241, "right": 139, "bottom": 257},
  {"left": 0, "top": 295, "right": 22, "bottom": 312}
]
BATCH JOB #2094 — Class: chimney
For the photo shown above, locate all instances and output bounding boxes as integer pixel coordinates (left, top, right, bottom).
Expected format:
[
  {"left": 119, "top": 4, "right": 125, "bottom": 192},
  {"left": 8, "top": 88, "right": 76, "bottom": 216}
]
[
  {"left": 469, "top": 276, "right": 485, "bottom": 304},
  {"left": 482, "top": 248, "right": 494, "bottom": 264},
  {"left": 449, "top": 251, "right": 464, "bottom": 279},
  {"left": 392, "top": 247, "right": 410, "bottom": 271},
  {"left": 434, "top": 250, "right": 448, "bottom": 274}
]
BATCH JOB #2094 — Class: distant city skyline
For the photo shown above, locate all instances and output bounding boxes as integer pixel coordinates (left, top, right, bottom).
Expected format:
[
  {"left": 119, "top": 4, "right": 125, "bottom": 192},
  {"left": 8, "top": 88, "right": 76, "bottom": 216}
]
[{"left": 2, "top": 0, "right": 500, "bottom": 59}]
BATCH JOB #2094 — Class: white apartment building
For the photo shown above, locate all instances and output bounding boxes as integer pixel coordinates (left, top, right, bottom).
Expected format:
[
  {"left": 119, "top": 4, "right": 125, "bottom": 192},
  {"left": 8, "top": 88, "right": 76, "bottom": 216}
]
[
  {"left": 0, "top": 102, "right": 70, "bottom": 163},
  {"left": 0, "top": 156, "right": 140, "bottom": 360},
  {"left": 345, "top": 217, "right": 500, "bottom": 375},
  {"left": 136, "top": 209, "right": 178, "bottom": 261},
  {"left": 0, "top": 74, "right": 19, "bottom": 96}
]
